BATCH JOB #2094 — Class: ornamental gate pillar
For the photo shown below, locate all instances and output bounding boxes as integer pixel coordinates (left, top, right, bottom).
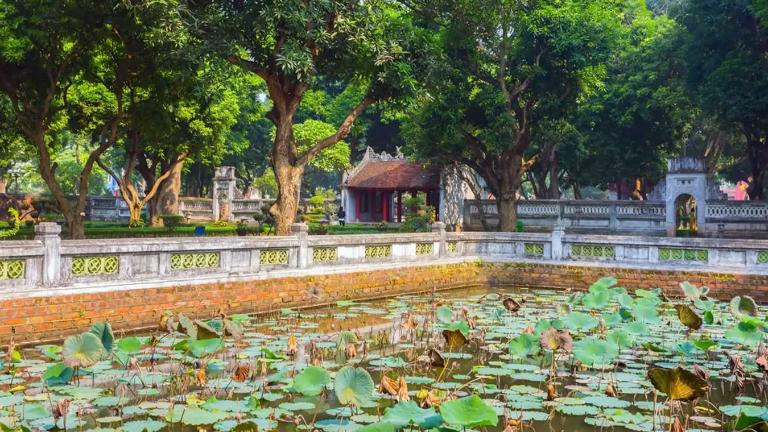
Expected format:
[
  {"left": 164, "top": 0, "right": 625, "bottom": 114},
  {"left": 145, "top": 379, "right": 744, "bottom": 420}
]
[{"left": 212, "top": 166, "right": 236, "bottom": 222}]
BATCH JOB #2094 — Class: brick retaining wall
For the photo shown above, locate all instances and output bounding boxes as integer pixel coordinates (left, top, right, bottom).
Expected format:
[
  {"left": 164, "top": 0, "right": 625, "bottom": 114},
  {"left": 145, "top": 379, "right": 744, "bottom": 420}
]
[{"left": 3, "top": 261, "right": 768, "bottom": 346}]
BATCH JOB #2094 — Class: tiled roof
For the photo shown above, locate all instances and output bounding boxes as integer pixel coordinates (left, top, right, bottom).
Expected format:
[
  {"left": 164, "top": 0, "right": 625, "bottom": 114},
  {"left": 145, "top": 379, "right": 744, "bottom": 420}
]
[{"left": 345, "top": 159, "right": 440, "bottom": 190}]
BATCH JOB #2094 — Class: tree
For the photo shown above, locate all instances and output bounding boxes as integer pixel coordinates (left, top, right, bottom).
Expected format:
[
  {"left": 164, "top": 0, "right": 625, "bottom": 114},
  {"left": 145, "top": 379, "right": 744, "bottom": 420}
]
[
  {"left": 678, "top": 0, "right": 768, "bottom": 198},
  {"left": 405, "top": 0, "right": 620, "bottom": 230},
  {"left": 195, "top": 0, "right": 421, "bottom": 234},
  {"left": 0, "top": 0, "right": 115, "bottom": 238},
  {"left": 565, "top": 0, "right": 693, "bottom": 194}
]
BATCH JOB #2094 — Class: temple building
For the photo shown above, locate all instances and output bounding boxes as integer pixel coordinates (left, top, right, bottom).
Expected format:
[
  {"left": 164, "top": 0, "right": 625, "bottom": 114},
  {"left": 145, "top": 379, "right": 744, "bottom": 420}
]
[{"left": 340, "top": 148, "right": 442, "bottom": 223}]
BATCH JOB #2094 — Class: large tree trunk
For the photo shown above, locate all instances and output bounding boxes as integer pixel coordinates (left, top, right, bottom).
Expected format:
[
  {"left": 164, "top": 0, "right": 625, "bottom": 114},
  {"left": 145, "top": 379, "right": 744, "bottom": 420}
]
[
  {"left": 149, "top": 160, "right": 183, "bottom": 226},
  {"left": 0, "top": 178, "right": 6, "bottom": 194},
  {"left": 271, "top": 155, "right": 304, "bottom": 235},
  {"left": 747, "top": 137, "right": 767, "bottom": 200},
  {"left": 31, "top": 129, "right": 87, "bottom": 239},
  {"left": 498, "top": 161, "right": 522, "bottom": 232}
]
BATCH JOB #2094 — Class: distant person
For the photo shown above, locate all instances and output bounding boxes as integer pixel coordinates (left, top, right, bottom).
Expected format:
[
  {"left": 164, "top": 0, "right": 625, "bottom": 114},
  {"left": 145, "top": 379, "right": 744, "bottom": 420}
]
[
  {"left": 630, "top": 178, "right": 644, "bottom": 201},
  {"left": 735, "top": 179, "right": 749, "bottom": 201},
  {"left": 746, "top": 176, "right": 755, "bottom": 200},
  {"left": 337, "top": 207, "right": 346, "bottom": 226}
]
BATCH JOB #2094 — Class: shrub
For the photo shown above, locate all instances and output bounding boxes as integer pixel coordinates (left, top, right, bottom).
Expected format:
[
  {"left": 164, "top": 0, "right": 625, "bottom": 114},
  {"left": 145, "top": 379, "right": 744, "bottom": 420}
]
[
  {"left": 160, "top": 214, "right": 185, "bottom": 231},
  {"left": 128, "top": 218, "right": 146, "bottom": 228},
  {"left": 400, "top": 195, "right": 434, "bottom": 233}
]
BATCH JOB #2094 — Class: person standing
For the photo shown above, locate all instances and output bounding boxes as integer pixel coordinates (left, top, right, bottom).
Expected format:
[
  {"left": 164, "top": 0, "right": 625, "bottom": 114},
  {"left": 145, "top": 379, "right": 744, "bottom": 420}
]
[{"left": 735, "top": 179, "right": 749, "bottom": 200}]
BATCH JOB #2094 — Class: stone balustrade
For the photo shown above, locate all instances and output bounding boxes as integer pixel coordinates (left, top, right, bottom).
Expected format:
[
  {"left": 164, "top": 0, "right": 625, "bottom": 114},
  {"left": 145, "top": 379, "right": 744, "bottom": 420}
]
[
  {"left": 2, "top": 222, "right": 768, "bottom": 299},
  {"left": 465, "top": 199, "right": 667, "bottom": 234}
]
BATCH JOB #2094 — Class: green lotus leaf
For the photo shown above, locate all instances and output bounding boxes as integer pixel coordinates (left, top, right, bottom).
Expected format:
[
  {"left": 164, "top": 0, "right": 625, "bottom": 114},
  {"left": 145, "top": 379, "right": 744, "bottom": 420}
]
[
  {"left": 88, "top": 322, "right": 114, "bottom": 352},
  {"left": 42, "top": 361, "right": 74, "bottom": 385},
  {"left": 383, "top": 401, "right": 442, "bottom": 429},
  {"left": 356, "top": 423, "right": 396, "bottom": 432},
  {"left": 691, "top": 337, "right": 717, "bottom": 351},
  {"left": 445, "top": 320, "right": 470, "bottom": 336},
  {"left": 439, "top": 395, "right": 498, "bottom": 427},
  {"left": 188, "top": 338, "right": 224, "bottom": 358},
  {"left": 63, "top": 332, "right": 106, "bottom": 368},
  {"left": 725, "top": 320, "right": 764, "bottom": 347},
  {"left": 731, "top": 296, "right": 758, "bottom": 319},
  {"left": 631, "top": 299, "right": 660, "bottom": 323},
  {"left": 116, "top": 337, "right": 142, "bottom": 353},
  {"left": 334, "top": 366, "right": 374, "bottom": 407},
  {"left": 589, "top": 276, "right": 618, "bottom": 292},
  {"left": 436, "top": 306, "right": 453, "bottom": 323},
  {"left": 680, "top": 282, "right": 708, "bottom": 301},
  {"left": 606, "top": 329, "right": 634, "bottom": 349},
  {"left": 508, "top": 333, "right": 540, "bottom": 358},
  {"left": 166, "top": 406, "right": 229, "bottom": 425},
  {"left": 293, "top": 366, "right": 331, "bottom": 396},
  {"left": 647, "top": 367, "right": 708, "bottom": 401},
  {"left": 122, "top": 420, "right": 166, "bottom": 432},
  {"left": 562, "top": 312, "right": 599, "bottom": 331},
  {"left": 573, "top": 337, "right": 618, "bottom": 366}
]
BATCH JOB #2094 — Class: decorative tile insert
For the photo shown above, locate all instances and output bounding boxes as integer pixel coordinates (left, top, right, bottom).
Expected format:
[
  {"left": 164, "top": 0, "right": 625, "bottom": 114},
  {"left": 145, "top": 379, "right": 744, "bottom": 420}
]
[
  {"left": 659, "top": 247, "right": 708, "bottom": 262},
  {"left": 570, "top": 244, "right": 615, "bottom": 259},
  {"left": 524, "top": 243, "right": 544, "bottom": 257},
  {"left": 447, "top": 241, "right": 458, "bottom": 254},
  {"left": 759, "top": 251, "right": 768, "bottom": 265},
  {"left": 260, "top": 249, "right": 289, "bottom": 266},
  {"left": 416, "top": 243, "right": 434, "bottom": 256},
  {"left": 365, "top": 245, "right": 392, "bottom": 259},
  {"left": 313, "top": 247, "right": 338, "bottom": 263},
  {"left": 170, "top": 252, "right": 220, "bottom": 270},
  {"left": 72, "top": 256, "right": 119, "bottom": 276},
  {"left": 0, "top": 260, "right": 25, "bottom": 280}
]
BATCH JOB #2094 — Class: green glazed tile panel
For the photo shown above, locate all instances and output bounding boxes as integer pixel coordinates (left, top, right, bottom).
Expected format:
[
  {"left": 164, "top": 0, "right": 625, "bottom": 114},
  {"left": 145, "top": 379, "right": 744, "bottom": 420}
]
[
  {"left": 524, "top": 243, "right": 544, "bottom": 257},
  {"left": 170, "top": 252, "right": 220, "bottom": 270},
  {"left": 658, "top": 247, "right": 708, "bottom": 262},
  {"left": 72, "top": 256, "right": 119, "bottom": 276},
  {"left": 416, "top": 243, "right": 434, "bottom": 256},
  {"left": 758, "top": 251, "right": 768, "bottom": 265},
  {"left": 313, "top": 247, "right": 338, "bottom": 263},
  {"left": 0, "top": 259, "right": 25, "bottom": 280},
  {"left": 260, "top": 249, "right": 289, "bottom": 266},
  {"left": 570, "top": 244, "right": 615, "bottom": 259},
  {"left": 447, "top": 241, "right": 458, "bottom": 254},
  {"left": 365, "top": 245, "right": 392, "bottom": 259}
]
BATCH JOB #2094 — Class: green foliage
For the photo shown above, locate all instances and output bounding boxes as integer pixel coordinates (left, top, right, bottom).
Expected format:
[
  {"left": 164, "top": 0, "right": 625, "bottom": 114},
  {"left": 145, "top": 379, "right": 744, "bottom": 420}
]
[
  {"left": 62, "top": 332, "right": 106, "bottom": 368},
  {"left": 439, "top": 395, "right": 498, "bottom": 428},
  {"left": 292, "top": 366, "right": 331, "bottom": 396},
  {"left": 404, "top": 0, "right": 621, "bottom": 229},
  {"left": 334, "top": 366, "right": 375, "bottom": 407},
  {"left": 400, "top": 195, "right": 433, "bottom": 233}
]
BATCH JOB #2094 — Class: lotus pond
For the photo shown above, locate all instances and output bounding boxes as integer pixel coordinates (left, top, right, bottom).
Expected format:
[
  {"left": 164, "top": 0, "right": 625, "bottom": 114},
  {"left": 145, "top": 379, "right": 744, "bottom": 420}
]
[{"left": 2, "top": 278, "right": 768, "bottom": 432}]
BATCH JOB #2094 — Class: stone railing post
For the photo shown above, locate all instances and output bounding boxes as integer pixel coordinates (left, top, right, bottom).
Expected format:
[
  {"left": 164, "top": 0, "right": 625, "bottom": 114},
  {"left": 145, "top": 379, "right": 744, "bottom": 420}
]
[
  {"left": 550, "top": 220, "right": 565, "bottom": 260},
  {"left": 35, "top": 222, "right": 61, "bottom": 286},
  {"left": 432, "top": 221, "right": 447, "bottom": 257},
  {"left": 609, "top": 202, "right": 618, "bottom": 232},
  {"left": 292, "top": 223, "right": 309, "bottom": 268}
]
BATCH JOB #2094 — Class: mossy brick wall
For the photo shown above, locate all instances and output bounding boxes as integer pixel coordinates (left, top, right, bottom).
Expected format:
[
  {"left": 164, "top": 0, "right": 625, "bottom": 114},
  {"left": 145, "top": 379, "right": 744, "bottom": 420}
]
[{"left": 2, "top": 261, "right": 767, "bottom": 346}]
